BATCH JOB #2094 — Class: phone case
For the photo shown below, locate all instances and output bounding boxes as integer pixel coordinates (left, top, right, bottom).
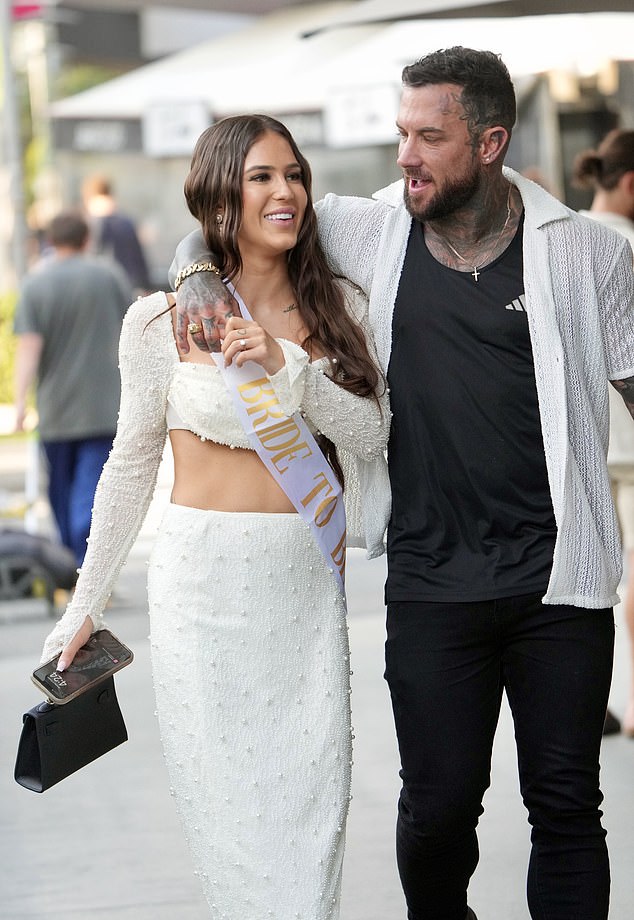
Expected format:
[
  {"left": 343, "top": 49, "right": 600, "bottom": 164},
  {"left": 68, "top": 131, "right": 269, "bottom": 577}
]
[{"left": 31, "top": 629, "right": 133, "bottom": 704}]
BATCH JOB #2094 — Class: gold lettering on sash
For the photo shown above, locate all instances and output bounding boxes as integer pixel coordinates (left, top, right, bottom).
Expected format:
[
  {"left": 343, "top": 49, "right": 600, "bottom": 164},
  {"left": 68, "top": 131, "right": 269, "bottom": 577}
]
[
  {"left": 314, "top": 495, "right": 337, "bottom": 527},
  {"left": 221, "top": 351, "right": 346, "bottom": 592},
  {"left": 253, "top": 417, "right": 314, "bottom": 473},
  {"left": 237, "top": 377, "right": 275, "bottom": 402},
  {"left": 247, "top": 398, "right": 285, "bottom": 428},
  {"left": 237, "top": 377, "right": 285, "bottom": 428},
  {"left": 330, "top": 528, "right": 347, "bottom": 579},
  {"left": 258, "top": 417, "right": 302, "bottom": 446},
  {"left": 271, "top": 443, "right": 312, "bottom": 474},
  {"left": 301, "top": 472, "right": 340, "bottom": 526},
  {"left": 301, "top": 471, "right": 334, "bottom": 508}
]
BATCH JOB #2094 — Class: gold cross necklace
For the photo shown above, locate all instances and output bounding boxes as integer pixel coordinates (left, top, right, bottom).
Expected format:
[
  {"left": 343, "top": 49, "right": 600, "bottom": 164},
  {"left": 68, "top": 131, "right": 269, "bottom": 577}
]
[{"left": 439, "top": 185, "right": 513, "bottom": 282}]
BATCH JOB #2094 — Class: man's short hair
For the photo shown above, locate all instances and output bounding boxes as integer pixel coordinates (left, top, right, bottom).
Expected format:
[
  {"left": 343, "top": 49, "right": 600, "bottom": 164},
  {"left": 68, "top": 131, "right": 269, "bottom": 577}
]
[
  {"left": 46, "top": 211, "right": 89, "bottom": 250},
  {"left": 81, "top": 174, "right": 112, "bottom": 199},
  {"left": 402, "top": 46, "right": 516, "bottom": 145}
]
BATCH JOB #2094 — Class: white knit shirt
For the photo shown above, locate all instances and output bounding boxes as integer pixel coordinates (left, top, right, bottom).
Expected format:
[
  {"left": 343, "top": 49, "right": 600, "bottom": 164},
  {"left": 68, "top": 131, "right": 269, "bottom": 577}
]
[{"left": 316, "top": 167, "right": 634, "bottom": 609}]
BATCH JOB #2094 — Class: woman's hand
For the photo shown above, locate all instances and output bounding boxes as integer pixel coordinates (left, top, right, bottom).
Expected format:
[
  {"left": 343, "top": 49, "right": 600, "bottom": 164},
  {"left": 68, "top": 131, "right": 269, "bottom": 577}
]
[
  {"left": 222, "top": 316, "right": 285, "bottom": 376},
  {"left": 56, "top": 616, "right": 94, "bottom": 672}
]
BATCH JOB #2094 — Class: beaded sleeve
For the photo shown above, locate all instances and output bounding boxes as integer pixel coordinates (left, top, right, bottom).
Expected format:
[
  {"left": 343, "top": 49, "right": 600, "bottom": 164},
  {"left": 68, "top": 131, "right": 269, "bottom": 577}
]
[
  {"left": 267, "top": 281, "right": 390, "bottom": 459},
  {"left": 40, "top": 293, "right": 174, "bottom": 662}
]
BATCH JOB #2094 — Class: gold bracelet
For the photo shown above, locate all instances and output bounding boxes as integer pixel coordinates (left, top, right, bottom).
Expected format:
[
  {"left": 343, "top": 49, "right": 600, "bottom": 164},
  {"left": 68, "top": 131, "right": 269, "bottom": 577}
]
[{"left": 174, "top": 261, "right": 221, "bottom": 291}]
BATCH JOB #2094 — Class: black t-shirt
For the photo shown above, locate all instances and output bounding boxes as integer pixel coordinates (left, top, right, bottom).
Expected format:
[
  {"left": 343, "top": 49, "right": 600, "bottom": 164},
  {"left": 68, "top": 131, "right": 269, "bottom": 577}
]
[{"left": 385, "top": 216, "right": 557, "bottom": 603}]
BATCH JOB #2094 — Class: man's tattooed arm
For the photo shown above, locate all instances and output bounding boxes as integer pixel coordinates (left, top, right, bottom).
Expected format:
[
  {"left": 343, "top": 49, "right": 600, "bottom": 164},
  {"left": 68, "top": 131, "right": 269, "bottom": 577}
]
[{"left": 611, "top": 376, "right": 634, "bottom": 420}]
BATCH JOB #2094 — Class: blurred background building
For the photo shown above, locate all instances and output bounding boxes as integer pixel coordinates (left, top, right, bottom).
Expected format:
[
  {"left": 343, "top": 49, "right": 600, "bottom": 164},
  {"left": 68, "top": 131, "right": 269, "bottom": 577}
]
[{"left": 2, "top": 0, "right": 634, "bottom": 291}]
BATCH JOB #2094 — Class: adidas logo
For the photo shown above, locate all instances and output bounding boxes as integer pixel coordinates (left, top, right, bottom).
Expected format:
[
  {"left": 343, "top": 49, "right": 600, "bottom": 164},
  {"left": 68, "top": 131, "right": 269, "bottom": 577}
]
[{"left": 505, "top": 294, "right": 526, "bottom": 312}]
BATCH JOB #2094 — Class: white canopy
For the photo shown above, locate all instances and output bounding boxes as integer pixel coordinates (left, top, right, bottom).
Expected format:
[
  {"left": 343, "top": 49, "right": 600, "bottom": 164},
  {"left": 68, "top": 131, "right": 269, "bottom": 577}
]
[
  {"left": 302, "top": 0, "right": 634, "bottom": 36},
  {"left": 49, "top": 2, "right": 378, "bottom": 120},
  {"left": 49, "top": 1, "right": 634, "bottom": 126}
]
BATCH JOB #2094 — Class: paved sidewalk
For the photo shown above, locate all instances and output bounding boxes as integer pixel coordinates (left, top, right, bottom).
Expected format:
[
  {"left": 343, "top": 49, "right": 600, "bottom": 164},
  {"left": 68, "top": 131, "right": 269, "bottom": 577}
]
[{"left": 1, "top": 433, "right": 633, "bottom": 919}]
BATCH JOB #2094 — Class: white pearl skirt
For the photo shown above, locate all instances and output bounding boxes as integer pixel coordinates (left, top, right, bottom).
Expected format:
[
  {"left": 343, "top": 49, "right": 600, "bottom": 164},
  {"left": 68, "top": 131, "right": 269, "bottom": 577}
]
[{"left": 147, "top": 504, "right": 352, "bottom": 920}]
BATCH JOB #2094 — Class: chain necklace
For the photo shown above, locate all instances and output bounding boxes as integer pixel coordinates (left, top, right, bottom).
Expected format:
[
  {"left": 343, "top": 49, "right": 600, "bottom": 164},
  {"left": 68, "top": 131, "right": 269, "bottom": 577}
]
[{"left": 439, "top": 185, "right": 513, "bottom": 282}]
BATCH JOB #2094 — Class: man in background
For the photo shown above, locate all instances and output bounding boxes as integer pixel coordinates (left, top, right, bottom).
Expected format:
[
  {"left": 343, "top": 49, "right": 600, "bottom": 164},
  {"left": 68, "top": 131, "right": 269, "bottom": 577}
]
[
  {"left": 14, "top": 210, "right": 131, "bottom": 566},
  {"left": 82, "top": 174, "right": 152, "bottom": 296}
]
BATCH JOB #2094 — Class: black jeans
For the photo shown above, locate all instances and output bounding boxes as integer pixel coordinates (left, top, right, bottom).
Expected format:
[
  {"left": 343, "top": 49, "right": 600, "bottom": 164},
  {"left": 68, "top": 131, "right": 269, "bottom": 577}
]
[{"left": 384, "top": 594, "right": 614, "bottom": 920}]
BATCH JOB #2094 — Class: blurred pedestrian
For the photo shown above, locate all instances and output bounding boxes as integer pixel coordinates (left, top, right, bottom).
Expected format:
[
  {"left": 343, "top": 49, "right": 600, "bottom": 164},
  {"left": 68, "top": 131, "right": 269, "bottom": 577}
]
[
  {"left": 81, "top": 174, "right": 152, "bottom": 295},
  {"left": 574, "top": 128, "right": 634, "bottom": 737},
  {"left": 574, "top": 130, "right": 634, "bottom": 254},
  {"left": 14, "top": 210, "right": 131, "bottom": 566}
]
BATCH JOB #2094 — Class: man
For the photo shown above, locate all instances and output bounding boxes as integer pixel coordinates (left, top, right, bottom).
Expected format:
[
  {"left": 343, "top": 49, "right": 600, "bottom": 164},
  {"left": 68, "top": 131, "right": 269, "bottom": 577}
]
[
  {"left": 169, "top": 48, "right": 634, "bottom": 920},
  {"left": 81, "top": 174, "right": 152, "bottom": 296},
  {"left": 573, "top": 128, "right": 634, "bottom": 738},
  {"left": 14, "top": 210, "right": 131, "bottom": 566}
]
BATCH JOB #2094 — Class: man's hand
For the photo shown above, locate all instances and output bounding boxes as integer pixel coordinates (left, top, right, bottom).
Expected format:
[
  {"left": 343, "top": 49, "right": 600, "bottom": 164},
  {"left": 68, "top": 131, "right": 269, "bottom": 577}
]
[
  {"left": 612, "top": 376, "right": 634, "bottom": 420},
  {"left": 175, "top": 272, "right": 240, "bottom": 354}
]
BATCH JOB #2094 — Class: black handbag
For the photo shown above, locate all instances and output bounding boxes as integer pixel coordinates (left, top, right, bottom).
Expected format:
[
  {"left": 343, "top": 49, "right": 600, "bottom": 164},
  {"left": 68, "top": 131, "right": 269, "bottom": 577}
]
[{"left": 14, "top": 675, "right": 128, "bottom": 793}]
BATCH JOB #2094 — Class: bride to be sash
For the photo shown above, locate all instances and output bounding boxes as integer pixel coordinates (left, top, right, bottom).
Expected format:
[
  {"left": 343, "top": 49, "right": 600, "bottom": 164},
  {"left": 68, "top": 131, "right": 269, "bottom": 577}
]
[{"left": 211, "top": 286, "right": 346, "bottom": 595}]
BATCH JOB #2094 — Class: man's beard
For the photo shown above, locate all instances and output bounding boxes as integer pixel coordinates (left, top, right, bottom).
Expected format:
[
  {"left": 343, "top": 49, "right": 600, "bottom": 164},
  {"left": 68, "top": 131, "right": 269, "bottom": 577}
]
[{"left": 403, "top": 161, "right": 481, "bottom": 222}]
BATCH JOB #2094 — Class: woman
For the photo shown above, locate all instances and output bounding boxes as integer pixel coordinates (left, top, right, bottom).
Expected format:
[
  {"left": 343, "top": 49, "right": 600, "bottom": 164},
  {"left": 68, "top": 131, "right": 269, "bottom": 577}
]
[{"left": 39, "top": 115, "right": 390, "bottom": 919}]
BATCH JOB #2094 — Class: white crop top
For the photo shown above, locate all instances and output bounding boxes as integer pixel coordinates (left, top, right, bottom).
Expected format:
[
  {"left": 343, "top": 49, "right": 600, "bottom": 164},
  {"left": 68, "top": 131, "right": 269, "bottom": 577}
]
[
  {"left": 39, "top": 286, "right": 391, "bottom": 663},
  {"left": 165, "top": 358, "right": 322, "bottom": 446},
  {"left": 165, "top": 361, "right": 250, "bottom": 447}
]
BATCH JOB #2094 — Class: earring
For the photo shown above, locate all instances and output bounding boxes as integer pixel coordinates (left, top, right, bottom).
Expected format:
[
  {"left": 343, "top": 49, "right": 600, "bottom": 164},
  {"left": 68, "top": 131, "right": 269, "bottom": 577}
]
[{"left": 216, "top": 213, "right": 223, "bottom": 225}]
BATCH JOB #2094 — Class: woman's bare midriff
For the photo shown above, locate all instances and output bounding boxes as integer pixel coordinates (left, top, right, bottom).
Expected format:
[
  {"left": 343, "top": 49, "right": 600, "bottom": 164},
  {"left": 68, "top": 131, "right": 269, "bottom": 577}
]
[{"left": 169, "top": 429, "right": 297, "bottom": 514}]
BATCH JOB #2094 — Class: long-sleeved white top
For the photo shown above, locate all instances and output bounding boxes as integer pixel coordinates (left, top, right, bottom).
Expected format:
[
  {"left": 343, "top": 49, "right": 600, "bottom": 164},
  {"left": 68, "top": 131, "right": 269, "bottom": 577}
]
[
  {"left": 41, "top": 282, "right": 390, "bottom": 662},
  {"left": 315, "top": 168, "right": 634, "bottom": 610}
]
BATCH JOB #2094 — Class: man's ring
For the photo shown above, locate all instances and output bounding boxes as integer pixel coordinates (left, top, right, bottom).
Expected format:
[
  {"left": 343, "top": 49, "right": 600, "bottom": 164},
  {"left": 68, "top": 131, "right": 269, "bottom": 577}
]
[
  {"left": 240, "top": 339, "right": 247, "bottom": 349},
  {"left": 188, "top": 322, "right": 202, "bottom": 335}
]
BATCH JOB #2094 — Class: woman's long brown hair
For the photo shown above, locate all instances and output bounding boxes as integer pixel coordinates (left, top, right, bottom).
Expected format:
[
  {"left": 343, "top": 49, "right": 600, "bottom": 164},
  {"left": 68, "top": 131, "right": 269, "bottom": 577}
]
[{"left": 184, "top": 115, "right": 383, "bottom": 401}]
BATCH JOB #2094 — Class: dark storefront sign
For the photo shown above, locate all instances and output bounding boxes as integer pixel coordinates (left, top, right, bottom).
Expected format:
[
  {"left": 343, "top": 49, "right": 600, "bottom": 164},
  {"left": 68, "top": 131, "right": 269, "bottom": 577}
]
[
  {"left": 53, "top": 118, "right": 143, "bottom": 153},
  {"left": 53, "top": 110, "right": 325, "bottom": 155}
]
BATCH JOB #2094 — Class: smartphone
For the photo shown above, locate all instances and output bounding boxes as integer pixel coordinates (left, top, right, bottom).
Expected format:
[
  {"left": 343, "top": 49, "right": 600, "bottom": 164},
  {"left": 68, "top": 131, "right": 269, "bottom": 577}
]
[{"left": 31, "top": 629, "right": 133, "bottom": 704}]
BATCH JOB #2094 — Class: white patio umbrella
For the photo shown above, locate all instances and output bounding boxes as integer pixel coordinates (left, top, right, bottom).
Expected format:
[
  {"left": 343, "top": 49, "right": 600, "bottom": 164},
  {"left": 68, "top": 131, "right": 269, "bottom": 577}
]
[{"left": 303, "top": 0, "right": 634, "bottom": 35}]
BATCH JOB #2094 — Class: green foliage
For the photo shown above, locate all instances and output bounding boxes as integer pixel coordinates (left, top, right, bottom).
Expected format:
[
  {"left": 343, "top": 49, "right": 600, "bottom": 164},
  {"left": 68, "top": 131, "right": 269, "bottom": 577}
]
[
  {"left": 52, "top": 64, "right": 127, "bottom": 101},
  {"left": 0, "top": 291, "right": 18, "bottom": 404}
]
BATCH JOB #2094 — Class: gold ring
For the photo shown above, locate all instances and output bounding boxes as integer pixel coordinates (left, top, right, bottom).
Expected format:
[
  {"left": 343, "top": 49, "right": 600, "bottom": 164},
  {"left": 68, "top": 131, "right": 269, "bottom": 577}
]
[
  {"left": 237, "top": 328, "right": 247, "bottom": 336},
  {"left": 188, "top": 322, "right": 202, "bottom": 335},
  {"left": 240, "top": 339, "right": 247, "bottom": 348}
]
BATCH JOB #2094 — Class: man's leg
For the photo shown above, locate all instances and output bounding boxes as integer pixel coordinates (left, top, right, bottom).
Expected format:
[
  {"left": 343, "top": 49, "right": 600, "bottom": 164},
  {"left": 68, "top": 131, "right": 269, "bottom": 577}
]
[
  {"left": 68, "top": 435, "right": 114, "bottom": 566},
  {"left": 385, "top": 600, "right": 502, "bottom": 920},
  {"left": 502, "top": 596, "right": 613, "bottom": 920},
  {"left": 41, "top": 439, "right": 75, "bottom": 551}
]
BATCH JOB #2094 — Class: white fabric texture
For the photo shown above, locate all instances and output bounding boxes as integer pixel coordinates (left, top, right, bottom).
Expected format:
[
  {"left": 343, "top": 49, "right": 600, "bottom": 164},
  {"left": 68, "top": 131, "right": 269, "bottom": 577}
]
[
  {"left": 148, "top": 504, "right": 351, "bottom": 920},
  {"left": 579, "top": 209, "right": 634, "bottom": 467},
  {"left": 315, "top": 168, "right": 634, "bottom": 609},
  {"left": 40, "top": 284, "right": 390, "bottom": 662}
]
